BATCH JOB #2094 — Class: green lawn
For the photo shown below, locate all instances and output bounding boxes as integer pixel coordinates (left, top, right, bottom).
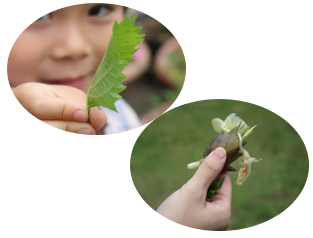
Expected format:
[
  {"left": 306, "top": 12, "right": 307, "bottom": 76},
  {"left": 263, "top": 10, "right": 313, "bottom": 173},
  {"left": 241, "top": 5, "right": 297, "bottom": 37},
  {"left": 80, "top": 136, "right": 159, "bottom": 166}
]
[{"left": 130, "top": 99, "right": 309, "bottom": 230}]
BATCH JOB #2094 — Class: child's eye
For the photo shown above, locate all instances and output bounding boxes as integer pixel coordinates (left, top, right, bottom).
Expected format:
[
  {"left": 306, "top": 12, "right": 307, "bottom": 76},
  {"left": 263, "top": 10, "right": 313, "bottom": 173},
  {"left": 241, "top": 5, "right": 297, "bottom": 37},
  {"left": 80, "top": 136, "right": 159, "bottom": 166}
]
[
  {"left": 36, "top": 13, "right": 52, "bottom": 21},
  {"left": 88, "top": 5, "right": 111, "bottom": 17}
]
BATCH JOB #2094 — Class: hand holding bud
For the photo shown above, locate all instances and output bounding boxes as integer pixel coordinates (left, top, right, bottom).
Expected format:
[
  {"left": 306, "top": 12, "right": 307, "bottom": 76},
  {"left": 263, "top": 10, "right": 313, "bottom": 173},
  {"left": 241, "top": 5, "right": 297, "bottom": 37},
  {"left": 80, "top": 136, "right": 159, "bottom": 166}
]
[{"left": 187, "top": 113, "right": 262, "bottom": 200}]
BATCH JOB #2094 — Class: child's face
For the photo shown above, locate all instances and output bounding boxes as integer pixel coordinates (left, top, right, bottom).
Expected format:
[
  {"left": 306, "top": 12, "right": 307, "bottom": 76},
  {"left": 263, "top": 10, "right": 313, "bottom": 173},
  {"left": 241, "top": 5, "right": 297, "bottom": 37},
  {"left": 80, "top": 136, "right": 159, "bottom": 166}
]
[{"left": 8, "top": 4, "right": 124, "bottom": 93}]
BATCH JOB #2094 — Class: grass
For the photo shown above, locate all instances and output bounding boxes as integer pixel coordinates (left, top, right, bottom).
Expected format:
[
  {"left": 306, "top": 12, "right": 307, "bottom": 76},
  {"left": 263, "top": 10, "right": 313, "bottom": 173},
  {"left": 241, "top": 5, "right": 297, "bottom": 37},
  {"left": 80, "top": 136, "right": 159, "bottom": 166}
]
[{"left": 130, "top": 99, "right": 309, "bottom": 230}]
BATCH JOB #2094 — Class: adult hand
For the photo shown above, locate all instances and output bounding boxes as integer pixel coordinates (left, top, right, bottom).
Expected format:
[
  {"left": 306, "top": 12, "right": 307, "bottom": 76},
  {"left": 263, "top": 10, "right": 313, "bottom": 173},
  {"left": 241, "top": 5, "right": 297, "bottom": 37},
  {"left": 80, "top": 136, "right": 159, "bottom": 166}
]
[
  {"left": 157, "top": 147, "right": 232, "bottom": 230},
  {"left": 12, "top": 82, "right": 107, "bottom": 134}
]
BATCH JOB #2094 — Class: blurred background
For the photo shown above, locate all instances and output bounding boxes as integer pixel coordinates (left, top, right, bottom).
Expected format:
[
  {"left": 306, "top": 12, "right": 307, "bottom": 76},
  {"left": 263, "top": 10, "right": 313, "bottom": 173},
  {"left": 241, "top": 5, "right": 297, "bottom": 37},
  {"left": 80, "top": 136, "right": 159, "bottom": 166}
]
[
  {"left": 121, "top": 9, "right": 185, "bottom": 124},
  {"left": 130, "top": 99, "right": 309, "bottom": 230}
]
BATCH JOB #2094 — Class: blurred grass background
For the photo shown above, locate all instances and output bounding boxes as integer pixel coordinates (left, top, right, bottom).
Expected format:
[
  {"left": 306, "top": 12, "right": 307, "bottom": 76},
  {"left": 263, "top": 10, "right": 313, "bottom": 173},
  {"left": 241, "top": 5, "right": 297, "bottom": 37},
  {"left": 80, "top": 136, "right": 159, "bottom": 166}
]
[{"left": 130, "top": 99, "right": 309, "bottom": 230}]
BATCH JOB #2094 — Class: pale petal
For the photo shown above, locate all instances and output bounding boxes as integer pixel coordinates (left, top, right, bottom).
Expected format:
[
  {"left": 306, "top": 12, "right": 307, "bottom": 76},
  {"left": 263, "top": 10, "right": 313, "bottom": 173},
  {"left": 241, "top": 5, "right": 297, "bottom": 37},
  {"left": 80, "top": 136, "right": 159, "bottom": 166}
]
[
  {"left": 212, "top": 118, "right": 224, "bottom": 133},
  {"left": 236, "top": 156, "right": 244, "bottom": 165},
  {"left": 224, "top": 113, "right": 236, "bottom": 127},
  {"left": 235, "top": 163, "right": 251, "bottom": 185},
  {"left": 245, "top": 157, "right": 262, "bottom": 164},
  {"left": 231, "top": 116, "right": 247, "bottom": 130},
  {"left": 224, "top": 113, "right": 247, "bottom": 131}
]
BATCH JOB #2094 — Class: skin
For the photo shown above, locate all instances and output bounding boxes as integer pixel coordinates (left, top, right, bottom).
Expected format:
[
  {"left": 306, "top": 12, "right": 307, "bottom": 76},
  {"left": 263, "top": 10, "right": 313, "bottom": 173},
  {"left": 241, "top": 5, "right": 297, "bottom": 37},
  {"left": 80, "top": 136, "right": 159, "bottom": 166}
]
[
  {"left": 13, "top": 83, "right": 106, "bottom": 134},
  {"left": 8, "top": 4, "right": 125, "bottom": 134},
  {"left": 157, "top": 147, "right": 232, "bottom": 230}
]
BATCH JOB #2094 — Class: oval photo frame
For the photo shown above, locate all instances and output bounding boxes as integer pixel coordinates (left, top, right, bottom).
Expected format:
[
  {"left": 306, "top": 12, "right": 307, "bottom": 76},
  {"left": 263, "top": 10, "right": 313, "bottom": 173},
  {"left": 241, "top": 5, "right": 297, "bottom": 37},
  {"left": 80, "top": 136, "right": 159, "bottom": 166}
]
[{"left": 130, "top": 99, "right": 309, "bottom": 230}]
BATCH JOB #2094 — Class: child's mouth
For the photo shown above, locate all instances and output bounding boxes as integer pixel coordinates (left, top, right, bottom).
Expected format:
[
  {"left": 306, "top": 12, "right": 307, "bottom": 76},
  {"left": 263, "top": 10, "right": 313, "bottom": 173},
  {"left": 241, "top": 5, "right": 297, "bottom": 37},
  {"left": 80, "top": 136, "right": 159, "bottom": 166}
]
[{"left": 44, "top": 76, "right": 86, "bottom": 88}]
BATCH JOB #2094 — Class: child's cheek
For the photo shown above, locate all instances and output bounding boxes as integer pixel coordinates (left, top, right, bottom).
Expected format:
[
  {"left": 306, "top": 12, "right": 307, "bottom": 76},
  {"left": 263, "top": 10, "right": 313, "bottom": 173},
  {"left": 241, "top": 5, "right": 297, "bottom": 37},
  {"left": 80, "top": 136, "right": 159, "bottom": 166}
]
[{"left": 7, "top": 39, "right": 41, "bottom": 87}]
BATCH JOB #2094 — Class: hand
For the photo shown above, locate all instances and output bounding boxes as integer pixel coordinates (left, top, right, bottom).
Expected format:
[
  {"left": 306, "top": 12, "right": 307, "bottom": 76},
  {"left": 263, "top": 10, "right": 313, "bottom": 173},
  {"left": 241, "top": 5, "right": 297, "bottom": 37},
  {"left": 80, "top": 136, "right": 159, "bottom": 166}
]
[
  {"left": 157, "top": 147, "right": 232, "bottom": 230},
  {"left": 12, "top": 82, "right": 107, "bottom": 134}
]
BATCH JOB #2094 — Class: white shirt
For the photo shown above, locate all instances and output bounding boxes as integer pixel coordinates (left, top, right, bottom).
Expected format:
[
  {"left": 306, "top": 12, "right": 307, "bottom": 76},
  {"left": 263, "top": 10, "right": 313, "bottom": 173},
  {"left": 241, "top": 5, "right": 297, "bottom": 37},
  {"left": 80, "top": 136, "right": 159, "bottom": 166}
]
[{"left": 98, "top": 99, "right": 142, "bottom": 134}]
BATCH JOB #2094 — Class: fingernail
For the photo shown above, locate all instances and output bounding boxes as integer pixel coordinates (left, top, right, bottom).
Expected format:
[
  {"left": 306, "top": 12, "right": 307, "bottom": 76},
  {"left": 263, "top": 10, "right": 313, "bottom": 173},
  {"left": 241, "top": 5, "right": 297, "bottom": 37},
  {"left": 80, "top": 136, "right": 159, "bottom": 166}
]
[
  {"left": 212, "top": 147, "right": 226, "bottom": 160},
  {"left": 74, "top": 110, "right": 88, "bottom": 122},
  {"left": 79, "top": 129, "right": 93, "bottom": 135}
]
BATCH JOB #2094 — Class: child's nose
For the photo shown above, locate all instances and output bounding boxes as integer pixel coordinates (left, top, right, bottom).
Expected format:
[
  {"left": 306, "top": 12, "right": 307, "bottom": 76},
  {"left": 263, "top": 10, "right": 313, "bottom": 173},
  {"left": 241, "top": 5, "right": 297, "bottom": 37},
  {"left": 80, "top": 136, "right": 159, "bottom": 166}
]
[{"left": 51, "top": 24, "right": 92, "bottom": 60}]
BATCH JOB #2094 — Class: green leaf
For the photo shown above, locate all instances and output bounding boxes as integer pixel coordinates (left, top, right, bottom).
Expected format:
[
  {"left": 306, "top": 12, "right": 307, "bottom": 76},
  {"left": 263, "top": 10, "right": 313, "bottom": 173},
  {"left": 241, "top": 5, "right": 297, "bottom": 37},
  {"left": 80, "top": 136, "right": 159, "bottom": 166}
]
[
  {"left": 206, "top": 176, "right": 225, "bottom": 201},
  {"left": 86, "top": 13, "right": 145, "bottom": 112}
]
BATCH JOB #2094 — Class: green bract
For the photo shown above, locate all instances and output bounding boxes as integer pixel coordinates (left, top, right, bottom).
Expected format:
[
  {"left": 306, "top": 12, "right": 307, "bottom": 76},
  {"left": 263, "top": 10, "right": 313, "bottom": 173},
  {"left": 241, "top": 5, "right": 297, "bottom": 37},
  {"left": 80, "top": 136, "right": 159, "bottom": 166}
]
[{"left": 86, "top": 13, "right": 145, "bottom": 112}]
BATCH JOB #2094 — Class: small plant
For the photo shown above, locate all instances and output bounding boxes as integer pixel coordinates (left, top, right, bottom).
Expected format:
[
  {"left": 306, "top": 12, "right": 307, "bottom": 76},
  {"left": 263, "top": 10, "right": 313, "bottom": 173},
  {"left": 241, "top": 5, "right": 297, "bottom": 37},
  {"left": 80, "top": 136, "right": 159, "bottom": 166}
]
[{"left": 187, "top": 113, "right": 262, "bottom": 200}]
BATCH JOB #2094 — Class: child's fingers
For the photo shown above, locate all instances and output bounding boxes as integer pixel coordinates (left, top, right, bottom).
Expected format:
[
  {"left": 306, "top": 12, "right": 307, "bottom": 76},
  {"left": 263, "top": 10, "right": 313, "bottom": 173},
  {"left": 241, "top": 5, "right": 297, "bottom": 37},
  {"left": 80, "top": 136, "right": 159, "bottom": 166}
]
[
  {"left": 28, "top": 96, "right": 88, "bottom": 122},
  {"left": 89, "top": 107, "right": 107, "bottom": 130},
  {"left": 43, "top": 120, "right": 96, "bottom": 135},
  {"left": 50, "top": 86, "right": 107, "bottom": 130},
  {"left": 13, "top": 83, "right": 89, "bottom": 122}
]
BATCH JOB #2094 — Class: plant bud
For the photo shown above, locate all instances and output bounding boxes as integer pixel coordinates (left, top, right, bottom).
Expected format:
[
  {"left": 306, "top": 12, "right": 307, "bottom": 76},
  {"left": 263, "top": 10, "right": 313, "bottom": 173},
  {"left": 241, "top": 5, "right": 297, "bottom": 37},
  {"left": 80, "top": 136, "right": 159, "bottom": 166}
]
[
  {"left": 187, "top": 113, "right": 261, "bottom": 196},
  {"left": 202, "top": 127, "right": 243, "bottom": 171},
  {"left": 188, "top": 122, "right": 256, "bottom": 171}
]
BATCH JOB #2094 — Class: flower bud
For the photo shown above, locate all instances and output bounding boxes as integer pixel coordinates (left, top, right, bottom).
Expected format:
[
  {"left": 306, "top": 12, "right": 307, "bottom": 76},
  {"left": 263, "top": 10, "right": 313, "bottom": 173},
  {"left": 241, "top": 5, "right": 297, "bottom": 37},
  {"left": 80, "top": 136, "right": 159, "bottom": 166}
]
[
  {"left": 187, "top": 113, "right": 261, "bottom": 199},
  {"left": 187, "top": 115, "right": 257, "bottom": 171},
  {"left": 201, "top": 127, "right": 243, "bottom": 171}
]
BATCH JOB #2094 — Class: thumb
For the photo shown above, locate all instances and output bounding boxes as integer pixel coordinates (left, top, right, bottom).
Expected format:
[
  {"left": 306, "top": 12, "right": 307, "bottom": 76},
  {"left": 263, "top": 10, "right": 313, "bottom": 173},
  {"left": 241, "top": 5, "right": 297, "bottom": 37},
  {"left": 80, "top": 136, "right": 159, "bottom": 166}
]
[{"left": 190, "top": 147, "right": 227, "bottom": 191}]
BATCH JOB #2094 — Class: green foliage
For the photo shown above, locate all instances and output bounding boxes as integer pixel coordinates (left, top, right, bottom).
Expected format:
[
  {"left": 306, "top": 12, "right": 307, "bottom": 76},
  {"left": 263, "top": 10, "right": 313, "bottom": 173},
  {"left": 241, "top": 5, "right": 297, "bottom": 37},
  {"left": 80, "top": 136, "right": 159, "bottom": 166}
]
[
  {"left": 86, "top": 13, "right": 144, "bottom": 112},
  {"left": 149, "top": 89, "right": 180, "bottom": 108},
  {"left": 130, "top": 99, "right": 309, "bottom": 230},
  {"left": 166, "top": 51, "right": 186, "bottom": 88}
]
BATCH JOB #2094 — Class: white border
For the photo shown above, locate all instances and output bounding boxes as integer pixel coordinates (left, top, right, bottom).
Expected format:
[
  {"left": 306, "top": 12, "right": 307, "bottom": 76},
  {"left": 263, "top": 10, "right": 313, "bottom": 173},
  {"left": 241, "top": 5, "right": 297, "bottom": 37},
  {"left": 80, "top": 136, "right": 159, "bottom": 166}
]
[{"left": 1, "top": 0, "right": 312, "bottom": 237}]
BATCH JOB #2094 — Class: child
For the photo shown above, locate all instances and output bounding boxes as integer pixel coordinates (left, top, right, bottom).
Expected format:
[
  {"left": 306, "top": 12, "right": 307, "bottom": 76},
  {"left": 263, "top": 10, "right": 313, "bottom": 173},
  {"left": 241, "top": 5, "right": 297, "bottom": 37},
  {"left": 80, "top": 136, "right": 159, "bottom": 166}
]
[{"left": 8, "top": 4, "right": 145, "bottom": 135}]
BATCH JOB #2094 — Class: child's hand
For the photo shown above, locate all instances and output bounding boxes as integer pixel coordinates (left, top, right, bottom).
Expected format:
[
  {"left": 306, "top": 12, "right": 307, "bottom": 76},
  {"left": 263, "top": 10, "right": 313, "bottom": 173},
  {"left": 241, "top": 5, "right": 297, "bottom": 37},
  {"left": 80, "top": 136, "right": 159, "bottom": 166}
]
[
  {"left": 12, "top": 82, "right": 107, "bottom": 134},
  {"left": 157, "top": 147, "right": 232, "bottom": 230}
]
